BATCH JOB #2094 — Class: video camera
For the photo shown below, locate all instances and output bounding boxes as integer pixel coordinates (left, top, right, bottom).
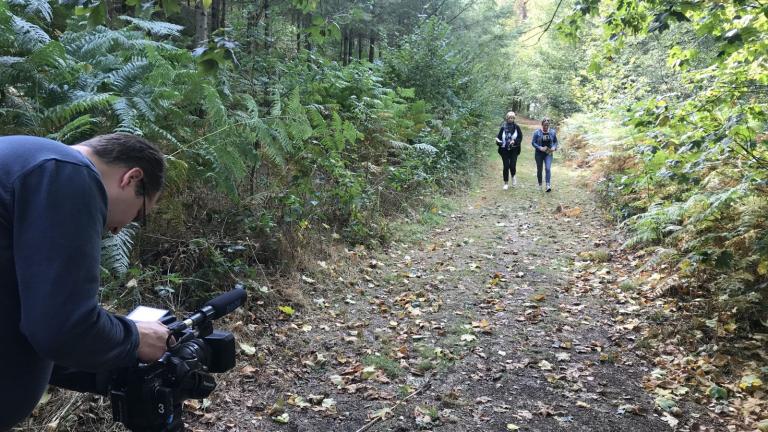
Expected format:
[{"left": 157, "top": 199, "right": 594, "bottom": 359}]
[{"left": 51, "top": 287, "right": 247, "bottom": 432}]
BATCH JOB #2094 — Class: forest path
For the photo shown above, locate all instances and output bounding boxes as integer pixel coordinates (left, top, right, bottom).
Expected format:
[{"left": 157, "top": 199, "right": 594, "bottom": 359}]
[{"left": 191, "top": 124, "right": 688, "bottom": 432}]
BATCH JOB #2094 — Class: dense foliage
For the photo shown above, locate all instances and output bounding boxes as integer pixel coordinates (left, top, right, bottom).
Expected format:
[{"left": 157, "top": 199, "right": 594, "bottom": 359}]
[
  {"left": 560, "top": 0, "right": 768, "bottom": 329},
  {"left": 0, "top": 0, "right": 520, "bottom": 305}
]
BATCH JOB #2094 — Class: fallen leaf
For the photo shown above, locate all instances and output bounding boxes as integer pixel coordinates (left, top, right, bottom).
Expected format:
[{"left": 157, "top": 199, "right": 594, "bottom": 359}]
[{"left": 271, "top": 413, "right": 289, "bottom": 424}]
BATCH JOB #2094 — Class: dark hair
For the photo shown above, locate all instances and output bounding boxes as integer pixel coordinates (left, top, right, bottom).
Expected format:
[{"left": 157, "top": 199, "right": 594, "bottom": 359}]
[{"left": 78, "top": 133, "right": 165, "bottom": 197}]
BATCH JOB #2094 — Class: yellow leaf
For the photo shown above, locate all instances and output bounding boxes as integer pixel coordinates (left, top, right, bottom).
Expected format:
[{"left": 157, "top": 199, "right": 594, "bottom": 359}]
[
  {"left": 278, "top": 305, "right": 295, "bottom": 316},
  {"left": 758, "top": 259, "right": 768, "bottom": 275},
  {"left": 201, "top": 0, "right": 212, "bottom": 9},
  {"left": 506, "top": 424, "right": 520, "bottom": 431},
  {"left": 739, "top": 375, "right": 763, "bottom": 391}
]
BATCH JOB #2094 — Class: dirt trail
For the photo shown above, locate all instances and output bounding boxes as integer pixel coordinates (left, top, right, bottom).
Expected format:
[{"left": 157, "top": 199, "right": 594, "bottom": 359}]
[{"left": 191, "top": 125, "right": 686, "bottom": 432}]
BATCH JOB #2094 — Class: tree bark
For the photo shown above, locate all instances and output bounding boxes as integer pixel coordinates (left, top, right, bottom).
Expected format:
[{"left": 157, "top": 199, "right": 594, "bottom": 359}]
[
  {"left": 357, "top": 34, "right": 362, "bottom": 60},
  {"left": 341, "top": 28, "right": 348, "bottom": 64},
  {"left": 209, "top": 0, "right": 220, "bottom": 34},
  {"left": 296, "top": 12, "right": 301, "bottom": 53},
  {"left": 220, "top": 0, "right": 225, "bottom": 28},
  {"left": 194, "top": 0, "right": 208, "bottom": 46},
  {"left": 368, "top": 36, "right": 375, "bottom": 62},
  {"left": 264, "top": 0, "right": 270, "bottom": 52},
  {"left": 346, "top": 29, "right": 352, "bottom": 65}
]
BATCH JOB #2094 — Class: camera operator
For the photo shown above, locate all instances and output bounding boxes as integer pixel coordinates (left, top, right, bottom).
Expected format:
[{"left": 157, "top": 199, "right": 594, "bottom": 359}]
[{"left": 0, "top": 134, "right": 172, "bottom": 430}]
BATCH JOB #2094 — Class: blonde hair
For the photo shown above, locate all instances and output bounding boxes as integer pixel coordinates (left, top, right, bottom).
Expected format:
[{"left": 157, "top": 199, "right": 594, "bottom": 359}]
[{"left": 505, "top": 111, "right": 516, "bottom": 120}]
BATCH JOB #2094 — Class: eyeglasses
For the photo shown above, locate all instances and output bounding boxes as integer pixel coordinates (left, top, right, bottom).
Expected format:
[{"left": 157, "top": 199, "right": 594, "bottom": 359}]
[{"left": 133, "top": 180, "right": 148, "bottom": 227}]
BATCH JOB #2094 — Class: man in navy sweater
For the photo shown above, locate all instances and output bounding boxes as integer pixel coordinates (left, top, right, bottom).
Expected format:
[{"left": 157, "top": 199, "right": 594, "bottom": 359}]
[{"left": 0, "top": 134, "right": 171, "bottom": 430}]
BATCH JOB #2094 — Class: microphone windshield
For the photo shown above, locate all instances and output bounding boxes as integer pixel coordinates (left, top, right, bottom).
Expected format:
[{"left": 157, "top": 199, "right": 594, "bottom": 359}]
[{"left": 204, "top": 288, "right": 247, "bottom": 319}]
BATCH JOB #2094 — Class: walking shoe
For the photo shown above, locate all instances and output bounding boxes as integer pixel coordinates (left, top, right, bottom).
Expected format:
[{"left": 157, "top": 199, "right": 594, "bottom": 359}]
[
  {"left": 512, "top": 176, "right": 517, "bottom": 187},
  {"left": 503, "top": 183, "right": 509, "bottom": 190},
  {"left": 546, "top": 183, "right": 552, "bottom": 193},
  {"left": 538, "top": 183, "right": 543, "bottom": 192}
]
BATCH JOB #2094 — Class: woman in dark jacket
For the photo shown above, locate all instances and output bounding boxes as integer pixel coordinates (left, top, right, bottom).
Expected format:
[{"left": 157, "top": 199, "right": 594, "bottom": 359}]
[{"left": 495, "top": 111, "right": 523, "bottom": 190}]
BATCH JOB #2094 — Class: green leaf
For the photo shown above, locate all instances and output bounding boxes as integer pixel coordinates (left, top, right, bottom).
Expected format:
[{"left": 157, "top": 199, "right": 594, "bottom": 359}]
[
  {"left": 278, "top": 305, "right": 295, "bottom": 316},
  {"left": 707, "top": 384, "right": 727, "bottom": 400},
  {"left": 202, "top": 0, "right": 212, "bottom": 10}
]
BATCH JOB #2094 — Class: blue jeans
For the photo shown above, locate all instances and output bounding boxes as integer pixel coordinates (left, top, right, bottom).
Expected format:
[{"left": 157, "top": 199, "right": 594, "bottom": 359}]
[{"left": 535, "top": 151, "right": 553, "bottom": 185}]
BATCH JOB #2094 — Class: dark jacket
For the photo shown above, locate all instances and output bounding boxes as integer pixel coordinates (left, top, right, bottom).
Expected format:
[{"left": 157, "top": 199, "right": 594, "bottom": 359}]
[
  {"left": 496, "top": 122, "right": 523, "bottom": 154},
  {"left": 0, "top": 136, "right": 139, "bottom": 430}
]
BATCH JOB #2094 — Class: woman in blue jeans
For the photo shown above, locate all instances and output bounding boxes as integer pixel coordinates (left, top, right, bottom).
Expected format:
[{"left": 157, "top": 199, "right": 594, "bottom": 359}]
[{"left": 531, "top": 118, "right": 558, "bottom": 192}]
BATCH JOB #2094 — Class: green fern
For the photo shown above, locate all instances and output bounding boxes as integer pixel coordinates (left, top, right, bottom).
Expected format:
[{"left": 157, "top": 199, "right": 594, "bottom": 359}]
[
  {"left": 43, "top": 92, "right": 117, "bottom": 128},
  {"left": 101, "top": 223, "right": 139, "bottom": 277},
  {"left": 48, "top": 114, "right": 98, "bottom": 144},
  {"left": 106, "top": 59, "right": 149, "bottom": 91},
  {"left": 9, "top": 0, "right": 52, "bottom": 23},
  {"left": 118, "top": 16, "right": 183, "bottom": 37},
  {"left": 10, "top": 14, "right": 49, "bottom": 50}
]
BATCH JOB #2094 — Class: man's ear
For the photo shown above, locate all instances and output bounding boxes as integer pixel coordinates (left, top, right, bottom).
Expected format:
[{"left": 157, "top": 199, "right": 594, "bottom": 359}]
[{"left": 119, "top": 167, "right": 144, "bottom": 189}]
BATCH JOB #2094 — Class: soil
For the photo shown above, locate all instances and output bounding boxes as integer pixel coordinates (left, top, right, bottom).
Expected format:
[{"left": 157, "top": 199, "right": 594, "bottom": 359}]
[{"left": 179, "top": 124, "right": 719, "bottom": 432}]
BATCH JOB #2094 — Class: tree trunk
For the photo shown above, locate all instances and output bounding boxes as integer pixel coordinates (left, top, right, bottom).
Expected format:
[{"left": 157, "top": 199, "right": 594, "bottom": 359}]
[
  {"left": 346, "top": 29, "right": 352, "bottom": 65},
  {"left": 209, "top": 0, "right": 219, "bottom": 34},
  {"left": 296, "top": 12, "right": 301, "bottom": 53},
  {"left": 519, "top": 0, "right": 528, "bottom": 20},
  {"left": 304, "top": 14, "right": 311, "bottom": 51},
  {"left": 368, "top": 36, "right": 375, "bottom": 62},
  {"left": 194, "top": 0, "right": 208, "bottom": 46},
  {"left": 357, "top": 34, "right": 362, "bottom": 60},
  {"left": 341, "top": 28, "right": 348, "bottom": 64},
  {"left": 219, "top": 0, "right": 225, "bottom": 28},
  {"left": 264, "top": 0, "right": 270, "bottom": 52}
]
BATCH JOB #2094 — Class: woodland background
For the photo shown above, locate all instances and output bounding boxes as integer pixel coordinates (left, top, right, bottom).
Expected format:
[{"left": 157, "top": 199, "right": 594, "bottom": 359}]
[{"left": 1, "top": 0, "right": 767, "bottom": 428}]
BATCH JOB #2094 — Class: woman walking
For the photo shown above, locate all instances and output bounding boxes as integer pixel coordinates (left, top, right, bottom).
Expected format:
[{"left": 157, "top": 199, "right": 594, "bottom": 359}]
[
  {"left": 531, "top": 118, "right": 558, "bottom": 192},
  {"left": 495, "top": 111, "right": 523, "bottom": 190}
]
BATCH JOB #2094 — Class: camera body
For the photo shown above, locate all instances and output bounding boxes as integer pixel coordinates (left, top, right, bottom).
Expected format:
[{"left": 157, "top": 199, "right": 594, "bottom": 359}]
[
  {"left": 109, "top": 323, "right": 237, "bottom": 432},
  {"left": 51, "top": 288, "right": 248, "bottom": 432}
]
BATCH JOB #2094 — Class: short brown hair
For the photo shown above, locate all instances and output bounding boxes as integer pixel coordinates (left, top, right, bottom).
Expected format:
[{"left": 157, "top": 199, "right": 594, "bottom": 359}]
[{"left": 78, "top": 133, "right": 165, "bottom": 196}]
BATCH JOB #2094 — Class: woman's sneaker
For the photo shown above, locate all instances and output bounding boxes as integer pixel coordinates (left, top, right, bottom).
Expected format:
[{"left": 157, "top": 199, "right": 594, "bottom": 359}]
[
  {"left": 546, "top": 183, "right": 552, "bottom": 192},
  {"left": 512, "top": 176, "right": 517, "bottom": 187},
  {"left": 503, "top": 183, "right": 509, "bottom": 190}
]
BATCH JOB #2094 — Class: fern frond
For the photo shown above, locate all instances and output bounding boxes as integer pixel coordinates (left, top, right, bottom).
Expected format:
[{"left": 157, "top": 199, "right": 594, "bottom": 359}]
[
  {"left": 48, "top": 114, "right": 98, "bottom": 144},
  {"left": 112, "top": 97, "right": 141, "bottom": 135},
  {"left": 26, "top": 41, "right": 69, "bottom": 69},
  {"left": 413, "top": 143, "right": 438, "bottom": 154},
  {"left": 9, "top": 0, "right": 52, "bottom": 22},
  {"left": 119, "top": 16, "right": 183, "bottom": 37},
  {"left": 106, "top": 58, "right": 149, "bottom": 91},
  {"left": 0, "top": 55, "right": 23, "bottom": 65},
  {"left": 44, "top": 92, "right": 117, "bottom": 128},
  {"left": 688, "top": 186, "right": 747, "bottom": 225},
  {"left": 101, "top": 223, "right": 139, "bottom": 277},
  {"left": 269, "top": 89, "right": 282, "bottom": 117},
  {"left": 67, "top": 28, "right": 130, "bottom": 59},
  {"left": 389, "top": 140, "right": 410, "bottom": 150},
  {"left": 201, "top": 84, "right": 227, "bottom": 126},
  {"left": 11, "top": 13, "right": 50, "bottom": 50},
  {"left": 127, "top": 39, "right": 179, "bottom": 52}
]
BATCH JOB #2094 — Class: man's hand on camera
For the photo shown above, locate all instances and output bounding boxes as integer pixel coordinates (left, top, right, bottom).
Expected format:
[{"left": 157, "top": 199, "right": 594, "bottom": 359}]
[{"left": 136, "top": 321, "right": 171, "bottom": 362}]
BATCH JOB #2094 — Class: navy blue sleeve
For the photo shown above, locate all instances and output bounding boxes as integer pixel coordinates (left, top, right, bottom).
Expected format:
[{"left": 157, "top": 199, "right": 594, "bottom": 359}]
[
  {"left": 551, "top": 129, "right": 559, "bottom": 150},
  {"left": 13, "top": 160, "right": 139, "bottom": 372},
  {"left": 531, "top": 129, "right": 540, "bottom": 149}
]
